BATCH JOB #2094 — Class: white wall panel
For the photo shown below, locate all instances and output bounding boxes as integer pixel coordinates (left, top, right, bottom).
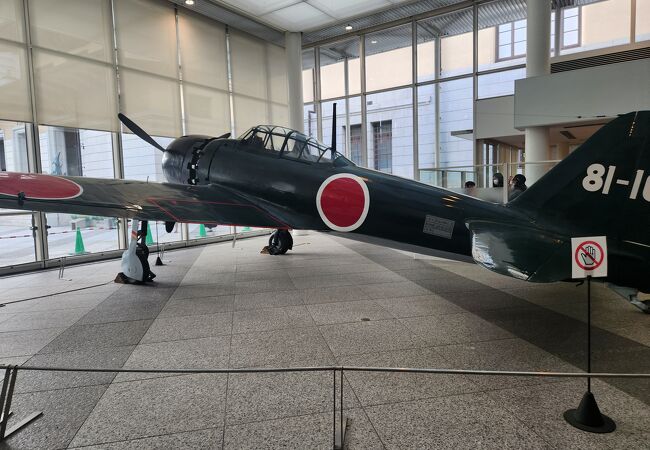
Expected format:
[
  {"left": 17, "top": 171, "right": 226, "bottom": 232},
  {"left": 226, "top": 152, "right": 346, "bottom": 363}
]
[{"left": 514, "top": 59, "right": 650, "bottom": 129}]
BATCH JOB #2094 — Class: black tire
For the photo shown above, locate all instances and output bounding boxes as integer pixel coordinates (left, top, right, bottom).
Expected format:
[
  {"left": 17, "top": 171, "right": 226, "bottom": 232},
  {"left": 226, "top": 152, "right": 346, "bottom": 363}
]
[{"left": 268, "top": 230, "right": 293, "bottom": 255}]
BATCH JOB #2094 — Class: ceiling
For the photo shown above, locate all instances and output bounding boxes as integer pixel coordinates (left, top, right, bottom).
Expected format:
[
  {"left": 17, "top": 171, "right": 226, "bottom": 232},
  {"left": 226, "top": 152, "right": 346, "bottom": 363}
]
[
  {"left": 204, "top": 0, "right": 422, "bottom": 33},
  {"left": 173, "top": 0, "right": 605, "bottom": 46}
]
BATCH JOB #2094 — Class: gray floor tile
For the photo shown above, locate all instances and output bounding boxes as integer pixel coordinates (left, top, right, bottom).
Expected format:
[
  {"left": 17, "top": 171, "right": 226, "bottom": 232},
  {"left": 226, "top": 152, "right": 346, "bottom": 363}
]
[
  {"left": 16, "top": 345, "right": 135, "bottom": 393},
  {"left": 400, "top": 313, "right": 513, "bottom": 346},
  {"left": 2, "top": 384, "right": 108, "bottom": 450},
  {"left": 0, "top": 327, "right": 66, "bottom": 358},
  {"left": 338, "top": 347, "right": 479, "bottom": 406},
  {"left": 290, "top": 274, "right": 356, "bottom": 290},
  {"left": 234, "top": 289, "right": 305, "bottom": 311},
  {"left": 226, "top": 371, "right": 358, "bottom": 425},
  {"left": 307, "top": 300, "right": 392, "bottom": 325},
  {"left": 160, "top": 295, "right": 234, "bottom": 317},
  {"left": 141, "top": 312, "right": 232, "bottom": 343},
  {"left": 360, "top": 281, "right": 431, "bottom": 299},
  {"left": 375, "top": 294, "right": 464, "bottom": 318},
  {"left": 232, "top": 306, "right": 313, "bottom": 334},
  {"left": 235, "top": 268, "right": 291, "bottom": 282},
  {"left": 435, "top": 338, "right": 579, "bottom": 391},
  {"left": 223, "top": 408, "right": 382, "bottom": 450},
  {"left": 488, "top": 380, "right": 650, "bottom": 450},
  {"left": 230, "top": 327, "right": 334, "bottom": 368},
  {"left": 69, "top": 374, "right": 227, "bottom": 447},
  {"left": 37, "top": 320, "right": 152, "bottom": 354},
  {"left": 171, "top": 284, "right": 234, "bottom": 300},
  {"left": 235, "top": 278, "right": 297, "bottom": 295},
  {"left": 0, "top": 308, "right": 88, "bottom": 332},
  {"left": 365, "top": 393, "right": 547, "bottom": 450},
  {"left": 115, "top": 335, "right": 231, "bottom": 382},
  {"left": 319, "top": 319, "right": 422, "bottom": 357},
  {"left": 68, "top": 427, "right": 222, "bottom": 449},
  {"left": 301, "top": 285, "right": 370, "bottom": 305}
]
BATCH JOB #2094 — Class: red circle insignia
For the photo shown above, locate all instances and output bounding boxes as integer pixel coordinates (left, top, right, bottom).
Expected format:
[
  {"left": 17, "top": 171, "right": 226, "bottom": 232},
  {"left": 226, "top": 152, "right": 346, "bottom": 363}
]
[
  {"left": 0, "top": 172, "right": 83, "bottom": 200},
  {"left": 316, "top": 174, "right": 370, "bottom": 232}
]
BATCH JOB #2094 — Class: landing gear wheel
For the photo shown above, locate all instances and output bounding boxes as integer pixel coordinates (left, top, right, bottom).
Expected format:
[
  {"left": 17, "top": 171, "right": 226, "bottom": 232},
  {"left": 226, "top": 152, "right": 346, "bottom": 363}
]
[{"left": 268, "top": 230, "right": 293, "bottom": 255}]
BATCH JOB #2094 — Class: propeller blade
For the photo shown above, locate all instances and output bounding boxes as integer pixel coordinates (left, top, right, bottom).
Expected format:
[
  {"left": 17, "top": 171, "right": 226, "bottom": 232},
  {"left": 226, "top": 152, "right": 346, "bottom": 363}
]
[{"left": 118, "top": 113, "right": 166, "bottom": 152}]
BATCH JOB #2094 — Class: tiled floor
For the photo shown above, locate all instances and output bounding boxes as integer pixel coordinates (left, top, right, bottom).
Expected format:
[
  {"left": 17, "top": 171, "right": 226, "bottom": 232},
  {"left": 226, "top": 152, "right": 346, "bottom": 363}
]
[{"left": 0, "top": 232, "right": 648, "bottom": 449}]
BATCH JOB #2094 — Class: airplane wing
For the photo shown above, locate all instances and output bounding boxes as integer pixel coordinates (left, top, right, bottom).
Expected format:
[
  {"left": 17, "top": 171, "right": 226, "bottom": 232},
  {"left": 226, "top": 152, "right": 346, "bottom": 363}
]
[{"left": 0, "top": 172, "right": 291, "bottom": 228}]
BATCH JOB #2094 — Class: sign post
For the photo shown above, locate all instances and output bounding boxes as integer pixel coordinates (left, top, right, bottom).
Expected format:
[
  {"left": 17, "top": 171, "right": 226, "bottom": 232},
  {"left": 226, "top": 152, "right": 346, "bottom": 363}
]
[{"left": 564, "top": 236, "right": 615, "bottom": 433}]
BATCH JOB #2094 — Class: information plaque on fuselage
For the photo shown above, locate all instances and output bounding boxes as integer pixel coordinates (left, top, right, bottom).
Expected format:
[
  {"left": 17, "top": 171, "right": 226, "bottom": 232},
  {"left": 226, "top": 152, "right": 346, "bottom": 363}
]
[{"left": 423, "top": 214, "right": 455, "bottom": 239}]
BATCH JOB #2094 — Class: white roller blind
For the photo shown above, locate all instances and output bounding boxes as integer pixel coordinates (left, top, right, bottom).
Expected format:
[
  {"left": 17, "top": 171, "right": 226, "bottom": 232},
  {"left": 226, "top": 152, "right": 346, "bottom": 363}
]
[
  {"left": 229, "top": 30, "right": 267, "bottom": 99},
  {"left": 178, "top": 11, "right": 227, "bottom": 89},
  {"left": 114, "top": 0, "right": 177, "bottom": 77},
  {"left": 29, "top": 0, "right": 113, "bottom": 63},
  {"left": 33, "top": 49, "right": 117, "bottom": 131},
  {"left": 0, "top": 0, "right": 24, "bottom": 43},
  {"left": 120, "top": 69, "right": 181, "bottom": 137},
  {"left": 270, "top": 104, "right": 288, "bottom": 127},
  {"left": 0, "top": 41, "right": 32, "bottom": 122},
  {"left": 233, "top": 95, "right": 268, "bottom": 135},
  {"left": 184, "top": 84, "right": 229, "bottom": 136},
  {"left": 266, "top": 43, "right": 288, "bottom": 105}
]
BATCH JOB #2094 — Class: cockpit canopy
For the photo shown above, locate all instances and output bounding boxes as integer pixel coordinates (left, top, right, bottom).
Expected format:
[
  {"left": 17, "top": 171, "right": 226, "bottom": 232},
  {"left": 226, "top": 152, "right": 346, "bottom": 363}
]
[{"left": 238, "top": 125, "right": 353, "bottom": 166}]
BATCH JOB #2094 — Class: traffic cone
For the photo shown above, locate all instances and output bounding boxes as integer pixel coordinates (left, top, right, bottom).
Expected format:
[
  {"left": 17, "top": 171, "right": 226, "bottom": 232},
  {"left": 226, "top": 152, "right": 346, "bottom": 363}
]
[
  {"left": 146, "top": 222, "right": 154, "bottom": 245},
  {"left": 74, "top": 228, "right": 86, "bottom": 255},
  {"left": 199, "top": 224, "right": 207, "bottom": 237}
]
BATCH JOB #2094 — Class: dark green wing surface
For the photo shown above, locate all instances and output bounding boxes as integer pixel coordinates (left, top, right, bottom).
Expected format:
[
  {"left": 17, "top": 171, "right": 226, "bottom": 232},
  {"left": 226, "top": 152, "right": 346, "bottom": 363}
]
[{"left": 0, "top": 172, "right": 290, "bottom": 228}]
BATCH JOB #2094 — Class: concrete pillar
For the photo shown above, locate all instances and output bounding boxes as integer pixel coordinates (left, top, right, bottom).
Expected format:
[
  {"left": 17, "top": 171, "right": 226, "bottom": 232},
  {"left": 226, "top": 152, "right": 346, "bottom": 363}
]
[
  {"left": 524, "top": 0, "right": 551, "bottom": 184},
  {"left": 285, "top": 32, "right": 304, "bottom": 133}
]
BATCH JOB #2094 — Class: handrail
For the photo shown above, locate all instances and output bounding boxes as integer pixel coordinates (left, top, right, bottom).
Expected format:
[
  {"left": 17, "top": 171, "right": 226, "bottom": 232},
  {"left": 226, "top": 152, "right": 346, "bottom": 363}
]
[
  {"left": 420, "top": 160, "right": 562, "bottom": 172},
  {"left": 2, "top": 363, "right": 648, "bottom": 447},
  {"left": 3, "top": 364, "right": 649, "bottom": 379}
]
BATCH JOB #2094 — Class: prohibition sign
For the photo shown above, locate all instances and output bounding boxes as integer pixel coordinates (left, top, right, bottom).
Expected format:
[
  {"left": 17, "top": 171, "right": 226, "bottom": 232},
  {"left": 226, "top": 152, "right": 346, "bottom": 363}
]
[{"left": 574, "top": 240, "right": 604, "bottom": 271}]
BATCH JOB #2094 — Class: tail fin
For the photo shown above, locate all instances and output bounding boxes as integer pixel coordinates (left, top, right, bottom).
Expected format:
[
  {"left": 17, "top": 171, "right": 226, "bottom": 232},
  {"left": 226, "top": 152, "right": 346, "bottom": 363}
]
[{"left": 511, "top": 111, "right": 650, "bottom": 240}]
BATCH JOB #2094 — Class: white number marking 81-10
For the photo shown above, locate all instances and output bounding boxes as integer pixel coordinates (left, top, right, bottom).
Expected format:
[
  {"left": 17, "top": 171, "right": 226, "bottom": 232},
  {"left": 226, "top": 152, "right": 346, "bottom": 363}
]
[{"left": 582, "top": 164, "right": 647, "bottom": 200}]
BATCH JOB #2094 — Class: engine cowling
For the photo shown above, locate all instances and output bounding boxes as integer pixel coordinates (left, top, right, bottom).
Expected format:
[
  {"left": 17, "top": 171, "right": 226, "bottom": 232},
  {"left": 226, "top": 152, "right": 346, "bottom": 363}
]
[{"left": 161, "top": 135, "right": 214, "bottom": 185}]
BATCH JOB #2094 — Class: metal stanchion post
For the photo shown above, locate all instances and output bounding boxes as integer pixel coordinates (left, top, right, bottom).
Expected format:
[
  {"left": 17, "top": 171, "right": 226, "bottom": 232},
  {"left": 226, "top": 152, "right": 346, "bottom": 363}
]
[
  {"left": 564, "top": 276, "right": 616, "bottom": 433},
  {"left": 334, "top": 367, "right": 348, "bottom": 450}
]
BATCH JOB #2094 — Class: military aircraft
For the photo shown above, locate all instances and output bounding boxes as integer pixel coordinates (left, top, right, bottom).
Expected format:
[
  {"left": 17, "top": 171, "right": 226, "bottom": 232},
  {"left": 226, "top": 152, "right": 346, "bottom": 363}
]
[{"left": 0, "top": 110, "right": 648, "bottom": 312}]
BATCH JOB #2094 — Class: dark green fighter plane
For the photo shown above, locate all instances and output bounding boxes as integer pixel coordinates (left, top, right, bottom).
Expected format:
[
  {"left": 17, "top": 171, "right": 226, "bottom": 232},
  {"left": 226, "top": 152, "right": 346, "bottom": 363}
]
[{"left": 0, "top": 111, "right": 649, "bottom": 311}]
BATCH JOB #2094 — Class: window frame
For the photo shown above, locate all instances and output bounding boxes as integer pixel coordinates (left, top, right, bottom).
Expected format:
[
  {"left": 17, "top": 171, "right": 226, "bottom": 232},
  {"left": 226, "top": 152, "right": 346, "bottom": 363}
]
[
  {"left": 560, "top": 5, "right": 582, "bottom": 50},
  {"left": 495, "top": 19, "right": 527, "bottom": 62}
]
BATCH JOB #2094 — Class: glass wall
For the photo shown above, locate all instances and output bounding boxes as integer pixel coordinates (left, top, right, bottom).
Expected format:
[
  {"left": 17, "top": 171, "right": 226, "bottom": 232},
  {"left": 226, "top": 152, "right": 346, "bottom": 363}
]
[
  {"left": 305, "top": 0, "right": 645, "bottom": 181},
  {"left": 0, "top": 120, "right": 35, "bottom": 266},
  {"left": 0, "top": 0, "right": 288, "bottom": 269}
]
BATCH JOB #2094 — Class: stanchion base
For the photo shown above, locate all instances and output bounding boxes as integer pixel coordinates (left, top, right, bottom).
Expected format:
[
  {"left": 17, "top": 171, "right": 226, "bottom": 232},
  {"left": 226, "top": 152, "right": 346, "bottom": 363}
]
[
  {"left": 155, "top": 256, "right": 164, "bottom": 266},
  {"left": 2, "top": 411, "right": 43, "bottom": 441},
  {"left": 564, "top": 392, "right": 616, "bottom": 433},
  {"left": 334, "top": 417, "right": 349, "bottom": 450}
]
